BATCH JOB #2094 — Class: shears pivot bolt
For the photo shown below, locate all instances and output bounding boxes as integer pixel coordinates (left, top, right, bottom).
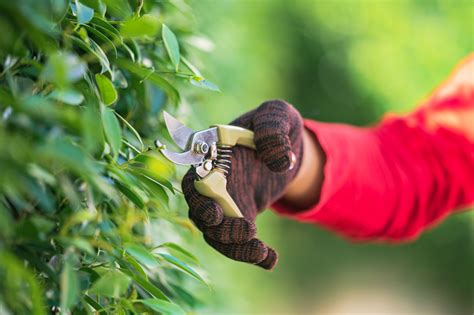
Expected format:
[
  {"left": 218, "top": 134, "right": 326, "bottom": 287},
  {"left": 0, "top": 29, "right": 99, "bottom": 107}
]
[
  {"left": 194, "top": 141, "right": 209, "bottom": 154},
  {"left": 203, "top": 160, "right": 213, "bottom": 171}
]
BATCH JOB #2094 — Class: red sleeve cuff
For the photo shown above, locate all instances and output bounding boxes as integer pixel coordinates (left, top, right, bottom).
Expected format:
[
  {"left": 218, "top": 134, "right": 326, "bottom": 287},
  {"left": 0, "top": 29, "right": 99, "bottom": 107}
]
[
  {"left": 272, "top": 119, "right": 383, "bottom": 240},
  {"left": 272, "top": 120, "right": 367, "bottom": 219}
]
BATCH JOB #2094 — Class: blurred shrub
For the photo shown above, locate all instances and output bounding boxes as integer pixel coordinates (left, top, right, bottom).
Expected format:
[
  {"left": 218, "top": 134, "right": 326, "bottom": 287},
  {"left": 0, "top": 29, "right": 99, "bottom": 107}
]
[
  {"left": 191, "top": 1, "right": 472, "bottom": 314},
  {"left": 0, "top": 0, "right": 216, "bottom": 314}
]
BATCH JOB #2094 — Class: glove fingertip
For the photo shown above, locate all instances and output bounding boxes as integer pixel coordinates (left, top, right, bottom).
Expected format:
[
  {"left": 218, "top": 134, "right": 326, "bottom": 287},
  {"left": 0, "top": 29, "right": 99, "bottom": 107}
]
[
  {"left": 183, "top": 170, "right": 224, "bottom": 227},
  {"left": 253, "top": 99, "right": 301, "bottom": 174},
  {"left": 257, "top": 247, "right": 279, "bottom": 270},
  {"left": 264, "top": 150, "right": 293, "bottom": 173},
  {"left": 204, "top": 218, "right": 256, "bottom": 244},
  {"left": 189, "top": 200, "right": 223, "bottom": 227}
]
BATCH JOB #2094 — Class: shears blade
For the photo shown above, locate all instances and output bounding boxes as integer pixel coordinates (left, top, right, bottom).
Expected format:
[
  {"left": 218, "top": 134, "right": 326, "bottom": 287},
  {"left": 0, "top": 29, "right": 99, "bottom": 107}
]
[
  {"left": 163, "top": 111, "right": 195, "bottom": 151},
  {"left": 154, "top": 140, "right": 205, "bottom": 165},
  {"left": 156, "top": 111, "right": 220, "bottom": 167}
]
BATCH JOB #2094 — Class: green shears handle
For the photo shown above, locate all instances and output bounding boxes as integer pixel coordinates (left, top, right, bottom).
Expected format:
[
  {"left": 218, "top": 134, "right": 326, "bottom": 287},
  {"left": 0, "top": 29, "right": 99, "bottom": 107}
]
[{"left": 194, "top": 125, "right": 255, "bottom": 218}]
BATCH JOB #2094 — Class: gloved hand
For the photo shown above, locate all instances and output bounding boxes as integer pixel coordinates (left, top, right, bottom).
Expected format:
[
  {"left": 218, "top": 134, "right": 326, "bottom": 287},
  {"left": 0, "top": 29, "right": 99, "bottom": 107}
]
[{"left": 182, "top": 100, "right": 304, "bottom": 270}]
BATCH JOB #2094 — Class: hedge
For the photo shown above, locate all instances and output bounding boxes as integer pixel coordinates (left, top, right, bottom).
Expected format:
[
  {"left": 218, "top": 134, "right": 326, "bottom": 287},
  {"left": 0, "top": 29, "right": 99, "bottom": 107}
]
[{"left": 0, "top": 0, "right": 215, "bottom": 314}]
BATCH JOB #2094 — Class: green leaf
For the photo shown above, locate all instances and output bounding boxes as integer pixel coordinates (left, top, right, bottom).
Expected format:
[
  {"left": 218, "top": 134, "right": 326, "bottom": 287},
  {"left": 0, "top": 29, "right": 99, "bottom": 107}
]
[
  {"left": 58, "top": 237, "right": 95, "bottom": 255},
  {"left": 30, "top": 216, "right": 55, "bottom": 234},
  {"left": 83, "top": 24, "right": 117, "bottom": 58},
  {"left": 115, "top": 180, "right": 146, "bottom": 208},
  {"left": 107, "top": 166, "right": 148, "bottom": 207},
  {"left": 168, "top": 284, "right": 200, "bottom": 309},
  {"left": 135, "top": 173, "right": 169, "bottom": 207},
  {"left": 0, "top": 204, "right": 13, "bottom": 238},
  {"left": 41, "top": 52, "right": 86, "bottom": 86},
  {"left": 115, "top": 112, "right": 143, "bottom": 150},
  {"left": 121, "top": 42, "right": 137, "bottom": 62},
  {"left": 75, "top": 1, "right": 94, "bottom": 24},
  {"left": 83, "top": 295, "right": 106, "bottom": 314},
  {"left": 131, "top": 173, "right": 174, "bottom": 197},
  {"left": 155, "top": 242, "right": 199, "bottom": 264},
  {"left": 156, "top": 253, "right": 206, "bottom": 285},
  {"left": 102, "top": 0, "right": 132, "bottom": 19},
  {"left": 68, "top": 35, "right": 111, "bottom": 74},
  {"left": 132, "top": 151, "right": 175, "bottom": 182},
  {"left": 0, "top": 251, "right": 46, "bottom": 315},
  {"left": 38, "top": 138, "right": 95, "bottom": 175},
  {"left": 101, "top": 107, "right": 122, "bottom": 156},
  {"left": 49, "top": 89, "right": 85, "bottom": 105},
  {"left": 122, "top": 40, "right": 141, "bottom": 64},
  {"left": 181, "top": 56, "right": 202, "bottom": 77},
  {"left": 125, "top": 243, "right": 160, "bottom": 268},
  {"left": 61, "top": 210, "right": 97, "bottom": 233},
  {"left": 121, "top": 269, "right": 170, "bottom": 301},
  {"left": 79, "top": 0, "right": 106, "bottom": 17},
  {"left": 95, "top": 74, "right": 118, "bottom": 105},
  {"left": 123, "top": 254, "right": 148, "bottom": 280},
  {"left": 129, "top": 167, "right": 175, "bottom": 195},
  {"left": 91, "top": 16, "right": 123, "bottom": 44},
  {"left": 82, "top": 103, "right": 104, "bottom": 153},
  {"left": 89, "top": 269, "right": 131, "bottom": 298},
  {"left": 126, "top": 39, "right": 141, "bottom": 62},
  {"left": 162, "top": 24, "right": 180, "bottom": 71},
  {"left": 116, "top": 58, "right": 180, "bottom": 105},
  {"left": 139, "top": 299, "right": 185, "bottom": 315},
  {"left": 121, "top": 14, "right": 160, "bottom": 39},
  {"left": 27, "top": 164, "right": 57, "bottom": 186},
  {"left": 190, "top": 76, "right": 220, "bottom": 92},
  {"left": 90, "top": 38, "right": 112, "bottom": 74},
  {"left": 60, "top": 253, "right": 80, "bottom": 312}
]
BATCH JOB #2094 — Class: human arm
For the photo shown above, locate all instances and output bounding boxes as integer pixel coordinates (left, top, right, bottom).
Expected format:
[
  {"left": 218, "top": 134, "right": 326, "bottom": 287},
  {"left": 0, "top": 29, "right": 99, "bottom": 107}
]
[
  {"left": 275, "top": 54, "right": 474, "bottom": 240},
  {"left": 182, "top": 54, "right": 474, "bottom": 269},
  {"left": 281, "top": 129, "right": 325, "bottom": 209}
]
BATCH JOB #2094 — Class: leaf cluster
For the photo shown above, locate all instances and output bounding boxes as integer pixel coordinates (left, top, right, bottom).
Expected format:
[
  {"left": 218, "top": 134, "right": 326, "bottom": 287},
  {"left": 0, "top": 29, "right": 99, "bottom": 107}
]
[{"left": 0, "top": 0, "right": 215, "bottom": 314}]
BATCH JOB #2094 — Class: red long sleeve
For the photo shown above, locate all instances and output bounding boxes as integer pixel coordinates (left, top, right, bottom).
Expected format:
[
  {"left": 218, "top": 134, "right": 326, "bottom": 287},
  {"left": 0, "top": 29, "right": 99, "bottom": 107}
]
[{"left": 273, "top": 55, "right": 474, "bottom": 241}]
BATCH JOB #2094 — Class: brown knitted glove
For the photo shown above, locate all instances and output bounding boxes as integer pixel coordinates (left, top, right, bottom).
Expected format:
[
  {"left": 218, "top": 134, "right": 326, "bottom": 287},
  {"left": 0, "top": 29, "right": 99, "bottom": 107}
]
[{"left": 182, "top": 100, "right": 304, "bottom": 270}]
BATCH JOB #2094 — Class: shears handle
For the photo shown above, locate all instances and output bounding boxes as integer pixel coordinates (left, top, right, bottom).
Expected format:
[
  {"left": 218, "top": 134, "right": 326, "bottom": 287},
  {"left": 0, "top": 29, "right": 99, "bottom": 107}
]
[
  {"left": 213, "top": 124, "right": 256, "bottom": 149},
  {"left": 194, "top": 169, "right": 243, "bottom": 217},
  {"left": 194, "top": 125, "right": 255, "bottom": 217}
]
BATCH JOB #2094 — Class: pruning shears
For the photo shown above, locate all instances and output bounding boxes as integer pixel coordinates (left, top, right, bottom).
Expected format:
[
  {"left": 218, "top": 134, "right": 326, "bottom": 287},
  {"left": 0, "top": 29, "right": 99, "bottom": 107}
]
[{"left": 154, "top": 112, "right": 256, "bottom": 218}]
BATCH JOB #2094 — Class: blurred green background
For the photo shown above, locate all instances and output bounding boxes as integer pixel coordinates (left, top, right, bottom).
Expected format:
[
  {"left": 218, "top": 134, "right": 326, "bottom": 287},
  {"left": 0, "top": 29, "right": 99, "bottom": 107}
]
[{"left": 173, "top": 0, "right": 473, "bottom": 314}]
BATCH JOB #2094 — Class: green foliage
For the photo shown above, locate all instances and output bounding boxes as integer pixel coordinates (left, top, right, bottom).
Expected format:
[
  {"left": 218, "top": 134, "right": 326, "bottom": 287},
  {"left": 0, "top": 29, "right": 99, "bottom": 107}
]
[
  {"left": 95, "top": 74, "right": 118, "bottom": 105},
  {"left": 0, "top": 0, "right": 216, "bottom": 313},
  {"left": 162, "top": 24, "right": 181, "bottom": 71}
]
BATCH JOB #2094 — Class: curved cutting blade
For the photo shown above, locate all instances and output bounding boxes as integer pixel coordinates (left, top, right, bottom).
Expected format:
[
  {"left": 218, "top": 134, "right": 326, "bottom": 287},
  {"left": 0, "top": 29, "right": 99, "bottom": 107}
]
[
  {"left": 154, "top": 139, "right": 204, "bottom": 165},
  {"left": 163, "top": 111, "right": 195, "bottom": 150}
]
